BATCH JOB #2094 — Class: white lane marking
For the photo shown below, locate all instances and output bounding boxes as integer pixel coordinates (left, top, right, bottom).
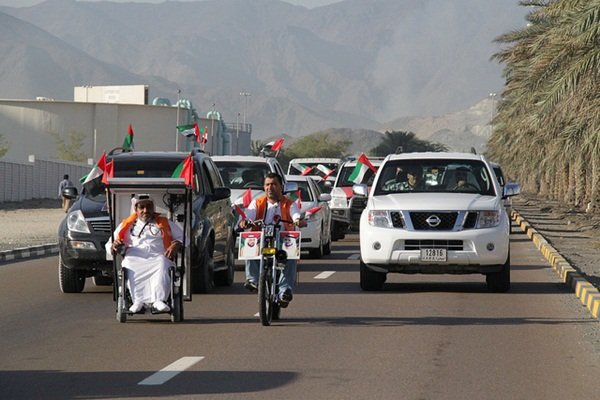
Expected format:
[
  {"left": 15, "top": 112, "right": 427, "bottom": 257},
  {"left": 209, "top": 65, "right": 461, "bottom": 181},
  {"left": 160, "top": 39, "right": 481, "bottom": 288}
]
[
  {"left": 314, "top": 271, "right": 335, "bottom": 279},
  {"left": 138, "top": 356, "right": 204, "bottom": 385},
  {"left": 347, "top": 254, "right": 360, "bottom": 260}
]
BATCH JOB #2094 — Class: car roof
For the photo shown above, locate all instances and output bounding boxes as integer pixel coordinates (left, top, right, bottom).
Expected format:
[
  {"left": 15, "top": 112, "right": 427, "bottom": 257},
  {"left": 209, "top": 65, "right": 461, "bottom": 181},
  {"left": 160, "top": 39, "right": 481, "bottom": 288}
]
[
  {"left": 288, "top": 158, "right": 342, "bottom": 164},
  {"left": 341, "top": 158, "right": 384, "bottom": 167},
  {"left": 384, "top": 152, "right": 487, "bottom": 162},
  {"left": 110, "top": 151, "right": 187, "bottom": 162},
  {"left": 285, "top": 174, "right": 318, "bottom": 191},
  {"left": 212, "top": 155, "right": 276, "bottom": 163},
  {"left": 285, "top": 175, "right": 314, "bottom": 182}
]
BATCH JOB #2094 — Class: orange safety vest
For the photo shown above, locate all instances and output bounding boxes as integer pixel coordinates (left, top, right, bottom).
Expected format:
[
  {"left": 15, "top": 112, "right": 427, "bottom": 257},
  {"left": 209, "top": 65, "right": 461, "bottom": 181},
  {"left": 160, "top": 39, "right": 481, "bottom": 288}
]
[
  {"left": 117, "top": 213, "right": 173, "bottom": 250},
  {"left": 253, "top": 195, "right": 295, "bottom": 231}
]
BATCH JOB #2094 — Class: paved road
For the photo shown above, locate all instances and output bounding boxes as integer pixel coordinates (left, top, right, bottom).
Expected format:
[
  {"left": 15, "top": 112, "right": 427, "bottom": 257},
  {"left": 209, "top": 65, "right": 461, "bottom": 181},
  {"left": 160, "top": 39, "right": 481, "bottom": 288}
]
[{"left": 1, "top": 230, "right": 599, "bottom": 399}]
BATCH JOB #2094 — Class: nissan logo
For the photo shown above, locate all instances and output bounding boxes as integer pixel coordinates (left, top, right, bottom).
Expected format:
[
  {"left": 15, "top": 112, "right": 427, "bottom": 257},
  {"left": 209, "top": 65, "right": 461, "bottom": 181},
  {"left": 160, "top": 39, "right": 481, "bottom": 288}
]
[{"left": 426, "top": 215, "right": 442, "bottom": 227}]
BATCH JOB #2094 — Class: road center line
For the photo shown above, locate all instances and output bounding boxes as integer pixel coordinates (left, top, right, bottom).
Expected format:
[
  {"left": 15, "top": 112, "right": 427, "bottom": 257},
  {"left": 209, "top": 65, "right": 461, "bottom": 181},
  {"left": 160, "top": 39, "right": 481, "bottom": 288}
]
[
  {"left": 347, "top": 254, "right": 360, "bottom": 260},
  {"left": 138, "top": 356, "right": 204, "bottom": 385},
  {"left": 314, "top": 271, "right": 335, "bottom": 279}
]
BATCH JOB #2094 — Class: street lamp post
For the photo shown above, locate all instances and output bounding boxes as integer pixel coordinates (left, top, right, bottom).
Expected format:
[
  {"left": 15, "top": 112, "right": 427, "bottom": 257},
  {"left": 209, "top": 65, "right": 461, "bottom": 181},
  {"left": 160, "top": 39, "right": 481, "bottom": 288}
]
[
  {"left": 489, "top": 92, "right": 497, "bottom": 136},
  {"left": 236, "top": 112, "right": 240, "bottom": 155},
  {"left": 240, "top": 90, "right": 250, "bottom": 125},
  {"left": 176, "top": 89, "right": 181, "bottom": 151}
]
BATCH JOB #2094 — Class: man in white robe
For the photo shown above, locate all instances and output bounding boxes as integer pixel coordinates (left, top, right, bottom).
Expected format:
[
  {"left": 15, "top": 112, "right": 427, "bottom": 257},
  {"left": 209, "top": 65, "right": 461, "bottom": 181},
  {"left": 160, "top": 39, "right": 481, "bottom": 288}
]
[{"left": 107, "top": 195, "right": 185, "bottom": 313}]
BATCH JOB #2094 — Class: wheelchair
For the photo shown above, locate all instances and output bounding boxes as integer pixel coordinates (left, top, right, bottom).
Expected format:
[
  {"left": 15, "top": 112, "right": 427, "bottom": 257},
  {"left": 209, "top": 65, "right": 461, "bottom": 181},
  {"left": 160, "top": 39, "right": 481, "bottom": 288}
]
[{"left": 106, "top": 177, "right": 192, "bottom": 323}]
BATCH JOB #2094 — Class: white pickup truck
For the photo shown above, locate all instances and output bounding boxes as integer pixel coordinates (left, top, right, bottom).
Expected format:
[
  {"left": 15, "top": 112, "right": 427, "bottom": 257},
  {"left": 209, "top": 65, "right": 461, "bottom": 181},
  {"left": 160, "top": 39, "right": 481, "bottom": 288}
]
[{"left": 357, "top": 152, "right": 520, "bottom": 292}]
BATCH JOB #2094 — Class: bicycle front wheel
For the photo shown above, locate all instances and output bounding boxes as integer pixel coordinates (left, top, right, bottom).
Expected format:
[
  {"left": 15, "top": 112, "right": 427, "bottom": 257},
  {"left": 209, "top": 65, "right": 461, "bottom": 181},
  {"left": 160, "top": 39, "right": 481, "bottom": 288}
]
[{"left": 258, "top": 260, "right": 274, "bottom": 326}]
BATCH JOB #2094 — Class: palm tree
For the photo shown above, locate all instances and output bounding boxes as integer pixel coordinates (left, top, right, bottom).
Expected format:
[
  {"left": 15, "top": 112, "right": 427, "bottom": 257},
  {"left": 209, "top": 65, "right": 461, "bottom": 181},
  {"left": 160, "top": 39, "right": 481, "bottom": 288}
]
[
  {"left": 370, "top": 131, "right": 447, "bottom": 157},
  {"left": 488, "top": 0, "right": 600, "bottom": 211},
  {"left": 250, "top": 140, "right": 265, "bottom": 156}
]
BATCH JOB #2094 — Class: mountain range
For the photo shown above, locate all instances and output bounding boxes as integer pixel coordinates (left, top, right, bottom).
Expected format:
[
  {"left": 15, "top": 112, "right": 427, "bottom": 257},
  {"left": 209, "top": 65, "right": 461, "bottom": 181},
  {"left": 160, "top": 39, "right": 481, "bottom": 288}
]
[{"left": 0, "top": 0, "right": 527, "bottom": 148}]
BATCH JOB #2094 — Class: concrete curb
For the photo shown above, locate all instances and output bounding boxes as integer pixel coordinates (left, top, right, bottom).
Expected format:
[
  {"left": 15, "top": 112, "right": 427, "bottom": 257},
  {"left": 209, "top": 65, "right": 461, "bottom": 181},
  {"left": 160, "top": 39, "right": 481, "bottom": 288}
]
[
  {"left": 512, "top": 210, "right": 600, "bottom": 319},
  {"left": 0, "top": 243, "right": 58, "bottom": 263}
]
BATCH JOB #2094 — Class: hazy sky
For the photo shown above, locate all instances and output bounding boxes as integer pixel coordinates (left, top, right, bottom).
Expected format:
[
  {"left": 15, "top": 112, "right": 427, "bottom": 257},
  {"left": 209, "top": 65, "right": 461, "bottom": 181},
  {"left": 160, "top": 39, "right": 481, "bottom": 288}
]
[{"left": 0, "top": 0, "right": 343, "bottom": 8}]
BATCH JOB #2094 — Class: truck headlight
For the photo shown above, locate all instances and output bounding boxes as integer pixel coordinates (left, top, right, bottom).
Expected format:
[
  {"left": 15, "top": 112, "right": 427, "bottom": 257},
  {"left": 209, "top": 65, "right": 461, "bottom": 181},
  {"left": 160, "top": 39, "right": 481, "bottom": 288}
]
[
  {"left": 330, "top": 188, "right": 348, "bottom": 209},
  {"left": 477, "top": 210, "right": 500, "bottom": 229},
  {"left": 67, "top": 210, "right": 91, "bottom": 233},
  {"left": 368, "top": 210, "right": 394, "bottom": 228}
]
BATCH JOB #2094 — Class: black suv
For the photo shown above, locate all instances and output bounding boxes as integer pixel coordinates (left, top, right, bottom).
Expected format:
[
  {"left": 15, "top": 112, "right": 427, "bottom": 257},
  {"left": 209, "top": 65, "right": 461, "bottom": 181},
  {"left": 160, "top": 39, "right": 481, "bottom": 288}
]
[{"left": 58, "top": 149, "right": 235, "bottom": 294}]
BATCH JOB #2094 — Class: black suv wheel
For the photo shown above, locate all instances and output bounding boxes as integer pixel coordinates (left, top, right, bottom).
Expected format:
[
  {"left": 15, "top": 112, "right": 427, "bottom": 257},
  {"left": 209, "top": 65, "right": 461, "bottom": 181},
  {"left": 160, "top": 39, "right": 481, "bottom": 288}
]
[{"left": 58, "top": 253, "right": 86, "bottom": 293}]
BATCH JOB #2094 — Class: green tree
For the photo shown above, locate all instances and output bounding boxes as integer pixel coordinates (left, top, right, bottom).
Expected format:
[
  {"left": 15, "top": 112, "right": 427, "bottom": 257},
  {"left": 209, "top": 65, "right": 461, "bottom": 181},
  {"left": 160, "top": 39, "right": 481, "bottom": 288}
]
[
  {"left": 488, "top": 0, "right": 600, "bottom": 209},
  {"left": 0, "top": 133, "right": 9, "bottom": 158},
  {"left": 369, "top": 131, "right": 447, "bottom": 157},
  {"left": 278, "top": 132, "right": 350, "bottom": 170},
  {"left": 250, "top": 139, "right": 265, "bottom": 156},
  {"left": 50, "top": 130, "right": 88, "bottom": 162}
]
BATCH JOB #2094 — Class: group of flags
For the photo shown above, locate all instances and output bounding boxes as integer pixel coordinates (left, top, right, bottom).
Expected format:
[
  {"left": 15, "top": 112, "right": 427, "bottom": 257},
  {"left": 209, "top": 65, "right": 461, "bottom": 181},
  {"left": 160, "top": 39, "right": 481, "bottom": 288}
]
[
  {"left": 293, "top": 163, "right": 336, "bottom": 181},
  {"left": 80, "top": 123, "right": 199, "bottom": 194},
  {"left": 177, "top": 123, "right": 208, "bottom": 148}
]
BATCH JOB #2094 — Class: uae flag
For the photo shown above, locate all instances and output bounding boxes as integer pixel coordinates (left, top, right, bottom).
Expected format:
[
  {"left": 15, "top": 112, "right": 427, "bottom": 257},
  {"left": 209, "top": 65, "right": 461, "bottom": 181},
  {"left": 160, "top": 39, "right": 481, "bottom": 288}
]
[
  {"left": 80, "top": 152, "right": 107, "bottom": 196},
  {"left": 348, "top": 153, "right": 377, "bottom": 184},
  {"left": 242, "top": 188, "right": 253, "bottom": 208},
  {"left": 233, "top": 204, "right": 247, "bottom": 221},
  {"left": 296, "top": 189, "right": 302, "bottom": 208},
  {"left": 101, "top": 160, "right": 114, "bottom": 185},
  {"left": 171, "top": 155, "right": 195, "bottom": 188},
  {"left": 317, "top": 164, "right": 335, "bottom": 179},
  {"left": 177, "top": 124, "right": 196, "bottom": 137},
  {"left": 122, "top": 124, "right": 134, "bottom": 151},
  {"left": 306, "top": 206, "right": 321, "bottom": 216},
  {"left": 294, "top": 163, "right": 313, "bottom": 176},
  {"left": 194, "top": 124, "right": 202, "bottom": 143},
  {"left": 199, "top": 127, "right": 208, "bottom": 144},
  {"left": 266, "top": 138, "right": 284, "bottom": 151}
]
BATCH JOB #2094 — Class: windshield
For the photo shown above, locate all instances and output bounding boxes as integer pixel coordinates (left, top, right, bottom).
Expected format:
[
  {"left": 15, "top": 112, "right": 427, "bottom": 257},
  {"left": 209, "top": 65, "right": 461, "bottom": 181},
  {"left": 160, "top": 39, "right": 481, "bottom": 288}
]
[
  {"left": 114, "top": 159, "right": 184, "bottom": 178},
  {"left": 214, "top": 161, "right": 272, "bottom": 190},
  {"left": 373, "top": 159, "right": 496, "bottom": 196},
  {"left": 83, "top": 157, "right": 187, "bottom": 198},
  {"left": 287, "top": 180, "right": 314, "bottom": 203}
]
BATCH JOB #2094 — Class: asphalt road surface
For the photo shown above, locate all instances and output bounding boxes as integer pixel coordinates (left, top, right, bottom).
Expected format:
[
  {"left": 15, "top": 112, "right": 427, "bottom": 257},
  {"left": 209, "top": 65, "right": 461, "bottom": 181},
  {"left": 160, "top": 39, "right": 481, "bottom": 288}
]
[{"left": 1, "top": 229, "right": 600, "bottom": 400}]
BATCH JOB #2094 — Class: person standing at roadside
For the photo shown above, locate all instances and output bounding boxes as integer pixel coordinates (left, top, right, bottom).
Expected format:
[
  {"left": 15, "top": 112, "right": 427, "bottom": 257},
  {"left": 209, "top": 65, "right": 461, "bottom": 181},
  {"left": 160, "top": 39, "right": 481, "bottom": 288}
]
[{"left": 58, "top": 174, "right": 74, "bottom": 212}]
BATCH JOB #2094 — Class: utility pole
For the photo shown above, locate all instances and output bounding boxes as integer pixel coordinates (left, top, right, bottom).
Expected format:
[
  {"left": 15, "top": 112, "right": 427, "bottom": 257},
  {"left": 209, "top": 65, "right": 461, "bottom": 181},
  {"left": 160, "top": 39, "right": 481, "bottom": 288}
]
[
  {"left": 240, "top": 90, "right": 250, "bottom": 125},
  {"left": 489, "top": 92, "right": 497, "bottom": 136},
  {"left": 176, "top": 89, "right": 181, "bottom": 151}
]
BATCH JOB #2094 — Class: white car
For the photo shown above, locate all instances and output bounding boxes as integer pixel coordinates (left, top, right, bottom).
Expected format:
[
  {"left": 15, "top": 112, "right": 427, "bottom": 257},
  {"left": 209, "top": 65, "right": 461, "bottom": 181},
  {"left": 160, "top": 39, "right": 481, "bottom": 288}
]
[
  {"left": 329, "top": 157, "right": 383, "bottom": 237},
  {"left": 358, "top": 152, "right": 520, "bottom": 292},
  {"left": 212, "top": 155, "right": 287, "bottom": 206},
  {"left": 285, "top": 175, "right": 332, "bottom": 258}
]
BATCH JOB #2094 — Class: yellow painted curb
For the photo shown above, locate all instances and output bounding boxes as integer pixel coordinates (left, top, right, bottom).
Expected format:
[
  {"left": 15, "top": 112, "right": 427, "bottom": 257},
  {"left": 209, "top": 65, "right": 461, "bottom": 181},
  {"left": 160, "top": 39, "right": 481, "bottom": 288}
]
[{"left": 513, "top": 210, "right": 600, "bottom": 320}]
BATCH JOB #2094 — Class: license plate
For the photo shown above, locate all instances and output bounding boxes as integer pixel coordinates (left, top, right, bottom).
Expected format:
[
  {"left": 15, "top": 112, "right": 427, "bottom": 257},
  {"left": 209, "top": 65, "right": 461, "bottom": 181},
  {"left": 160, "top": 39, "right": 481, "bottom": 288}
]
[
  {"left": 264, "top": 225, "right": 274, "bottom": 238},
  {"left": 420, "top": 248, "right": 447, "bottom": 262}
]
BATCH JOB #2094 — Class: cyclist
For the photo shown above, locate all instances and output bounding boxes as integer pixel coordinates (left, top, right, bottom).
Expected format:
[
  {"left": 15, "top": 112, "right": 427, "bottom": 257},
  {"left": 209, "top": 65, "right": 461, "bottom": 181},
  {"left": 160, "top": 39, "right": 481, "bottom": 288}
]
[{"left": 238, "top": 172, "right": 306, "bottom": 307}]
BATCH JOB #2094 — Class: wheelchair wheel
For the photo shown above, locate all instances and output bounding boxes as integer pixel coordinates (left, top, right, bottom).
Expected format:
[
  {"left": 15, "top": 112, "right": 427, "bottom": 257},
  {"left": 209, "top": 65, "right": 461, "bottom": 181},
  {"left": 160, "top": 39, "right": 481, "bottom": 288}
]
[
  {"left": 170, "top": 266, "right": 183, "bottom": 322},
  {"left": 258, "top": 263, "right": 273, "bottom": 326},
  {"left": 171, "top": 295, "right": 182, "bottom": 322},
  {"left": 117, "top": 296, "right": 127, "bottom": 323},
  {"left": 116, "top": 268, "right": 128, "bottom": 323}
]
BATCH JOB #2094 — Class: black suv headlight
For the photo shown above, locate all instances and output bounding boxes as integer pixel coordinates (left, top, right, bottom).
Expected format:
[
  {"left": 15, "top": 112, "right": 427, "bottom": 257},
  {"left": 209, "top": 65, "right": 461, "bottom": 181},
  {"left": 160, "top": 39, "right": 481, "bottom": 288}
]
[{"left": 67, "top": 210, "right": 91, "bottom": 234}]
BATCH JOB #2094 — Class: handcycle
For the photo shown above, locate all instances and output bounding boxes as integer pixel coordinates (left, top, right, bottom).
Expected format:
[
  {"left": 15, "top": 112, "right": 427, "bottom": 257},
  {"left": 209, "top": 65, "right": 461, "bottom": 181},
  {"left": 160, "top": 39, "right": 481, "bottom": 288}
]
[
  {"left": 105, "top": 177, "right": 192, "bottom": 323},
  {"left": 240, "top": 215, "right": 300, "bottom": 326}
]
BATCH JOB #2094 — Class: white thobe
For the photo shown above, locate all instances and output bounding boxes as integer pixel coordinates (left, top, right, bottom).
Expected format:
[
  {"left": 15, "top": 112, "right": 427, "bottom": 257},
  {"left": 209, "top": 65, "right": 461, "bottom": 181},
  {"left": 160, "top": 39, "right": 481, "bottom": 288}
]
[{"left": 107, "top": 218, "right": 185, "bottom": 305}]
